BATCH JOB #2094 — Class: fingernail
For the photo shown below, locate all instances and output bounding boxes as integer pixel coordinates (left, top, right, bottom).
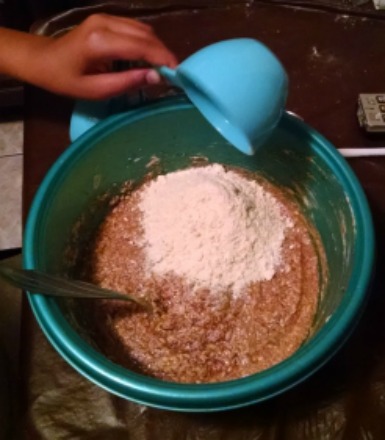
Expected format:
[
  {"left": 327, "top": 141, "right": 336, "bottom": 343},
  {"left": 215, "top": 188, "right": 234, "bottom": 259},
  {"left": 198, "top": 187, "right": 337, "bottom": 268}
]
[{"left": 146, "top": 69, "right": 161, "bottom": 85}]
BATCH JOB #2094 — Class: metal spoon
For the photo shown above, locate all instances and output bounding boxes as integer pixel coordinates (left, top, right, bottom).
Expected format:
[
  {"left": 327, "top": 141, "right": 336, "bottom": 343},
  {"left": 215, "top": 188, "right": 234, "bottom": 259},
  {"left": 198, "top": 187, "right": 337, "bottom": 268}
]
[{"left": 0, "top": 265, "right": 150, "bottom": 310}]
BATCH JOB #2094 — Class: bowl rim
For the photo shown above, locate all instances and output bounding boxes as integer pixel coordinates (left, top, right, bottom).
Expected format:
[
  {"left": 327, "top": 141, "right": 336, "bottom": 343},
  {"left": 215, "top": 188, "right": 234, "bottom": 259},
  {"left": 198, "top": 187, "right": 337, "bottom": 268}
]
[{"left": 23, "top": 98, "right": 375, "bottom": 412}]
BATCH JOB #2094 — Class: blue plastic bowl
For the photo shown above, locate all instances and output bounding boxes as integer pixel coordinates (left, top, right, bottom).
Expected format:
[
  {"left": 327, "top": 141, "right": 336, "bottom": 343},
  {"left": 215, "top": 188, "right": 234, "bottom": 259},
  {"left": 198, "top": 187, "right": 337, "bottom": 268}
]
[{"left": 23, "top": 98, "right": 374, "bottom": 412}]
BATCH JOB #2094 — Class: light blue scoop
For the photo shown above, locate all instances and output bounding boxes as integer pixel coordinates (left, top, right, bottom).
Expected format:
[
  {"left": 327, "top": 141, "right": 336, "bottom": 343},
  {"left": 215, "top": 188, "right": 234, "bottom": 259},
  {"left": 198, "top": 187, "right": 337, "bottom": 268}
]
[
  {"left": 70, "top": 39, "right": 288, "bottom": 155},
  {"left": 157, "top": 38, "right": 288, "bottom": 155}
]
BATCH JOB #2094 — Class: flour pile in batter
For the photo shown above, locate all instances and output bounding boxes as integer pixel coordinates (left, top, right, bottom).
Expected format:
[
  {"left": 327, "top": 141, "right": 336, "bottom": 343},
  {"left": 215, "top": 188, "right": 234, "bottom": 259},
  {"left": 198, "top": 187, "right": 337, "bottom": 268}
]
[
  {"left": 85, "top": 164, "right": 322, "bottom": 383},
  {"left": 138, "top": 164, "right": 293, "bottom": 296}
]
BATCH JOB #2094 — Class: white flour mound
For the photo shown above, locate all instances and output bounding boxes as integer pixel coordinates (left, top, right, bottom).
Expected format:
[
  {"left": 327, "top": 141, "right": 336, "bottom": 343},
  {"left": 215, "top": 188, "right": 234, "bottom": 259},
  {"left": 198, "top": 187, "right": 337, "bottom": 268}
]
[{"left": 138, "top": 164, "right": 293, "bottom": 296}]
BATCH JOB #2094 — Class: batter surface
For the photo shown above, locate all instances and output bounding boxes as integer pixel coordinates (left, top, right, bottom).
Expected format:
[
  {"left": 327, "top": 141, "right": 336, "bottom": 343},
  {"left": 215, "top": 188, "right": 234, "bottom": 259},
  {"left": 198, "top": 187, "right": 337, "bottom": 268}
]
[{"left": 81, "top": 165, "right": 323, "bottom": 383}]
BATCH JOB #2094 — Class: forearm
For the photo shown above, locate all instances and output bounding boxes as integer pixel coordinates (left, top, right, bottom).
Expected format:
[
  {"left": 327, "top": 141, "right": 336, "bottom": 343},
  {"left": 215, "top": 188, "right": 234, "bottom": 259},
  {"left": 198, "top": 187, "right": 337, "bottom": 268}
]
[{"left": 0, "top": 28, "right": 50, "bottom": 84}]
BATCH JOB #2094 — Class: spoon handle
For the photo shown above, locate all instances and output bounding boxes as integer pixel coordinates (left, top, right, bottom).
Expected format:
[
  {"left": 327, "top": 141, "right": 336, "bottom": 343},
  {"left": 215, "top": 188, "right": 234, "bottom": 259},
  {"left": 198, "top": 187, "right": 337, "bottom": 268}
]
[{"left": 0, "top": 265, "right": 149, "bottom": 309}]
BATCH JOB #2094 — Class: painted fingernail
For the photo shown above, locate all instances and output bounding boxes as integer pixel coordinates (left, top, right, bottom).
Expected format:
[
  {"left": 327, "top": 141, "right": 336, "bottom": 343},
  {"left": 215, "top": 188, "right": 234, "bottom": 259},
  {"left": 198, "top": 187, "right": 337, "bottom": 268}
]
[{"left": 146, "top": 69, "right": 161, "bottom": 85}]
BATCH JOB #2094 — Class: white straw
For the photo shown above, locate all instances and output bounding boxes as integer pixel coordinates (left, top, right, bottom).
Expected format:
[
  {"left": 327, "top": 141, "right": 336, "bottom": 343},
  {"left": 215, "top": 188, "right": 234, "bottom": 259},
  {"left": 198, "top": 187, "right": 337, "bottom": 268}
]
[{"left": 338, "top": 148, "right": 385, "bottom": 158}]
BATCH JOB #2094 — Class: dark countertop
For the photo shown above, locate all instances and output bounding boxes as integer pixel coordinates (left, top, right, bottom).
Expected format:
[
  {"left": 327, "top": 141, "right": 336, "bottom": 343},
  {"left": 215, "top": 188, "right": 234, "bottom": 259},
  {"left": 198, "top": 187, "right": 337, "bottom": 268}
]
[{"left": 21, "top": 2, "right": 385, "bottom": 438}]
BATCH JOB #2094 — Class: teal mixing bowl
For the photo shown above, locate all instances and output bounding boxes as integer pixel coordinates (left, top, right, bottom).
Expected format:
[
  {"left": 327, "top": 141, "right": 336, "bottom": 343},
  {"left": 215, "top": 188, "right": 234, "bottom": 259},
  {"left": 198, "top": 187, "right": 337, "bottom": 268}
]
[{"left": 23, "top": 97, "right": 374, "bottom": 412}]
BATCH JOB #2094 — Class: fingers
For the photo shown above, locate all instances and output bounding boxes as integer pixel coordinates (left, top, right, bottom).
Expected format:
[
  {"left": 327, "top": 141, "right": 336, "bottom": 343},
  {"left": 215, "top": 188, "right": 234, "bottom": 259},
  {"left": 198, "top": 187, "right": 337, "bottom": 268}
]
[
  {"left": 81, "top": 14, "right": 178, "bottom": 68},
  {"left": 34, "top": 14, "right": 179, "bottom": 100},
  {"left": 83, "top": 14, "right": 154, "bottom": 42},
  {"left": 83, "top": 13, "right": 153, "bottom": 34},
  {"left": 73, "top": 68, "right": 162, "bottom": 100}
]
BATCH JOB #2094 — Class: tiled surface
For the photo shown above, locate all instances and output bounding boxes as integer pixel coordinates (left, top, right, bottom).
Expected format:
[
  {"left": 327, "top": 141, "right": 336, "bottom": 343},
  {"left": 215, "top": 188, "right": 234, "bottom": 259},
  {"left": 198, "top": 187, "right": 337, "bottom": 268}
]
[
  {"left": 0, "top": 120, "right": 23, "bottom": 156},
  {"left": 0, "top": 113, "right": 24, "bottom": 438},
  {"left": 0, "top": 120, "right": 23, "bottom": 250}
]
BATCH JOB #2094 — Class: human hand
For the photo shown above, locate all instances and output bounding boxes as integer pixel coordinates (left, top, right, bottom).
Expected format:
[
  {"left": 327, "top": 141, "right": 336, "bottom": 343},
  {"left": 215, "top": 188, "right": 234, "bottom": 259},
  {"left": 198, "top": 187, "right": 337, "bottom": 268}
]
[{"left": 0, "top": 14, "right": 178, "bottom": 100}]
